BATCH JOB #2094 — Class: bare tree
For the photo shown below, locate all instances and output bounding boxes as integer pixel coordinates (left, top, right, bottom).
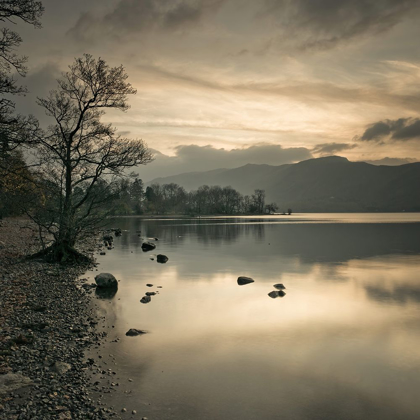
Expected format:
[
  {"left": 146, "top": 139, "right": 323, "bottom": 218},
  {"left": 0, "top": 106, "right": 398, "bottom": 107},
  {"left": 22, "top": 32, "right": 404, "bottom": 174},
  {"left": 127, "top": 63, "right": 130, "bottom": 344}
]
[
  {"left": 29, "top": 54, "right": 153, "bottom": 263},
  {"left": 0, "top": 0, "right": 43, "bottom": 129},
  {"left": 0, "top": 1, "right": 43, "bottom": 218}
]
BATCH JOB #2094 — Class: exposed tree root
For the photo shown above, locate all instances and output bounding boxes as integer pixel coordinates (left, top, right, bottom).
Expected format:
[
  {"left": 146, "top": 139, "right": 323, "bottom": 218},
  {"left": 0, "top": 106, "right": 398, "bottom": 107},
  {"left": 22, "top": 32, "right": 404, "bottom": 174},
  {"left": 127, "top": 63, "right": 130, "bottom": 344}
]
[{"left": 28, "top": 242, "right": 91, "bottom": 265}]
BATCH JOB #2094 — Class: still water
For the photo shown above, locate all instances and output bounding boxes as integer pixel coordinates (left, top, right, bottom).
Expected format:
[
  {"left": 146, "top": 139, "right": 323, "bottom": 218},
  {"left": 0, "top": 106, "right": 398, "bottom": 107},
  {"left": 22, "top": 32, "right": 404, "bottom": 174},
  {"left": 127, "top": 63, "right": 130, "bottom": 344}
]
[{"left": 89, "top": 214, "right": 420, "bottom": 420}]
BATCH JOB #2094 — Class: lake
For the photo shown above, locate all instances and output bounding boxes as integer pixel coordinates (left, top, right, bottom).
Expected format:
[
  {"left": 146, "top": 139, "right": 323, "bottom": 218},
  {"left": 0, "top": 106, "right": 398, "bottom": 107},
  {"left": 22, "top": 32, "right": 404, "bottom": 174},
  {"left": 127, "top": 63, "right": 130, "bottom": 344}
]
[{"left": 87, "top": 214, "right": 420, "bottom": 420}]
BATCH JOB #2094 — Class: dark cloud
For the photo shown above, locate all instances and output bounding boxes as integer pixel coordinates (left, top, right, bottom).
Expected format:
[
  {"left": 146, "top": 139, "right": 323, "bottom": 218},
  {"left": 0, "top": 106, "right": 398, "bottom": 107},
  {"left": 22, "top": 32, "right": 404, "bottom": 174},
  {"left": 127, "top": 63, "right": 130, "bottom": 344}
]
[
  {"left": 360, "top": 118, "right": 420, "bottom": 141},
  {"left": 361, "top": 121, "right": 392, "bottom": 141},
  {"left": 68, "top": 0, "right": 225, "bottom": 42},
  {"left": 133, "top": 143, "right": 313, "bottom": 181},
  {"left": 392, "top": 118, "right": 420, "bottom": 139},
  {"left": 263, "top": 0, "right": 420, "bottom": 50},
  {"left": 362, "top": 157, "right": 418, "bottom": 166},
  {"left": 312, "top": 142, "right": 357, "bottom": 156}
]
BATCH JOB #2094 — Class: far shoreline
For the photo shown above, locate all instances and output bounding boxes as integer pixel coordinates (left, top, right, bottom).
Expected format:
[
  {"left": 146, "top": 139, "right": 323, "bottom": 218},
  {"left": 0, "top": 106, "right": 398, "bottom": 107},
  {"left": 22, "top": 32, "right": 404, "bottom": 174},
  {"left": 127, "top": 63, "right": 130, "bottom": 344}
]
[{"left": 110, "top": 211, "right": 420, "bottom": 219}]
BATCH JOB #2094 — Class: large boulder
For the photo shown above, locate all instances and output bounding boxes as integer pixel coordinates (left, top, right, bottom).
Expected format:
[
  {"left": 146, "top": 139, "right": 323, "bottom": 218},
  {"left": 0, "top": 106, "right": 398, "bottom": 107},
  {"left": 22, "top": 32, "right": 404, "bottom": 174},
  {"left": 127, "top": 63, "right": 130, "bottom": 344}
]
[
  {"left": 237, "top": 276, "right": 254, "bottom": 285},
  {"left": 157, "top": 254, "right": 168, "bottom": 263},
  {"left": 95, "top": 273, "right": 118, "bottom": 289},
  {"left": 141, "top": 241, "right": 156, "bottom": 252}
]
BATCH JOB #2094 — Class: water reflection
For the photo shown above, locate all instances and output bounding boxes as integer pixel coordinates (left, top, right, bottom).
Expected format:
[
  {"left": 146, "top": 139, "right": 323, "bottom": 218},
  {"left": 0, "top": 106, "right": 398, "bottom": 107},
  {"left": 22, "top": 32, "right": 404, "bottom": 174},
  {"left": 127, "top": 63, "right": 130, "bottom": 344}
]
[
  {"left": 89, "top": 215, "right": 420, "bottom": 420},
  {"left": 366, "top": 285, "right": 420, "bottom": 304},
  {"left": 114, "top": 217, "right": 420, "bottom": 262},
  {"left": 95, "top": 287, "right": 118, "bottom": 300}
]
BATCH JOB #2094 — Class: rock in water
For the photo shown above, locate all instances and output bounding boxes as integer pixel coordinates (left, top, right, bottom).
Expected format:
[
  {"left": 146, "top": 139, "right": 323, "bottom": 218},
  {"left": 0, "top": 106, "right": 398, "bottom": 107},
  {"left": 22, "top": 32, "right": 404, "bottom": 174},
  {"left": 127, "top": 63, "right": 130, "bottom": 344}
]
[
  {"left": 141, "top": 242, "right": 156, "bottom": 252},
  {"left": 157, "top": 254, "right": 168, "bottom": 263},
  {"left": 52, "top": 361, "right": 72, "bottom": 375},
  {"left": 140, "top": 296, "right": 151, "bottom": 304},
  {"left": 95, "top": 273, "right": 118, "bottom": 288},
  {"left": 268, "top": 290, "right": 286, "bottom": 299},
  {"left": 0, "top": 373, "right": 33, "bottom": 395},
  {"left": 126, "top": 329, "right": 147, "bottom": 336},
  {"left": 273, "top": 283, "right": 286, "bottom": 290},
  {"left": 103, "top": 234, "right": 114, "bottom": 243},
  {"left": 237, "top": 276, "right": 254, "bottom": 285}
]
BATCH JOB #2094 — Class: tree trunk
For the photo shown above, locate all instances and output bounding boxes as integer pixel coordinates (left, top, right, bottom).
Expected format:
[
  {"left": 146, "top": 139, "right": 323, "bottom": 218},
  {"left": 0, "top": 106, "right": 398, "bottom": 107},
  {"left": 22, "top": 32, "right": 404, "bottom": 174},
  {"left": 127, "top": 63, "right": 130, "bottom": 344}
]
[{"left": 29, "top": 162, "right": 90, "bottom": 263}]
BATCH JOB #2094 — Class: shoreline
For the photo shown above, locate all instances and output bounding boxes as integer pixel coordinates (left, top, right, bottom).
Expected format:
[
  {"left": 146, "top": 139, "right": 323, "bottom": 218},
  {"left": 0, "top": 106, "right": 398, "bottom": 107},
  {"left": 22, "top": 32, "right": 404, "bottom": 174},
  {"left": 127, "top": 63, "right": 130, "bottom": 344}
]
[{"left": 0, "top": 218, "right": 122, "bottom": 419}]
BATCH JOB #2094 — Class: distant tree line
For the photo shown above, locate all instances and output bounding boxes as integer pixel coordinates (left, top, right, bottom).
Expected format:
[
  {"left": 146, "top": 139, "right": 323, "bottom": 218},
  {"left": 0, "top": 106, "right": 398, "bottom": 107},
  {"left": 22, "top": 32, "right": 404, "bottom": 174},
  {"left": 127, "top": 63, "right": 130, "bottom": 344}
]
[{"left": 109, "top": 179, "right": 283, "bottom": 216}]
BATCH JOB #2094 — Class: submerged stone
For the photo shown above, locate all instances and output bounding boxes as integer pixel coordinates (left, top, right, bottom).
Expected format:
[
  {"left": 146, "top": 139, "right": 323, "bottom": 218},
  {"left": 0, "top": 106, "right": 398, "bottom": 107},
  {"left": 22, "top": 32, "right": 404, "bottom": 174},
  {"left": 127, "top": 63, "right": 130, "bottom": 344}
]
[
  {"left": 273, "top": 283, "right": 286, "bottom": 290},
  {"left": 140, "top": 296, "right": 151, "bottom": 304},
  {"left": 126, "top": 329, "right": 147, "bottom": 336},
  {"left": 268, "top": 290, "right": 286, "bottom": 299}
]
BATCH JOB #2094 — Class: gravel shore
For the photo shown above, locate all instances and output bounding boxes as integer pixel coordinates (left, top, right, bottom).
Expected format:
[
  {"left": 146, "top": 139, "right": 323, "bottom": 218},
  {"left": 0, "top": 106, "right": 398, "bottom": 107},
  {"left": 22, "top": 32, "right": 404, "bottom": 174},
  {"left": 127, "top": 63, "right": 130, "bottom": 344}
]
[{"left": 0, "top": 218, "right": 122, "bottom": 420}]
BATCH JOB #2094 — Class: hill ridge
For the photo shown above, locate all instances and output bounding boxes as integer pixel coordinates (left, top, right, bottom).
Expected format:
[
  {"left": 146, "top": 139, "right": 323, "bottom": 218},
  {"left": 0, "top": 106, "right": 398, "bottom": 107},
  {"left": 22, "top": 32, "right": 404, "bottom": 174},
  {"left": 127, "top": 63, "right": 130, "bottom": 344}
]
[{"left": 147, "top": 156, "right": 420, "bottom": 212}]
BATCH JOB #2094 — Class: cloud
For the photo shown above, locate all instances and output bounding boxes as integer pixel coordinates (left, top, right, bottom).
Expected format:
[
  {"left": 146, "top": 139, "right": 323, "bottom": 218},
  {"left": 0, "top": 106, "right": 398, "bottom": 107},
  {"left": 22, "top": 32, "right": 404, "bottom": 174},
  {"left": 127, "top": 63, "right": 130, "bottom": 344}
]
[
  {"left": 13, "top": 62, "right": 61, "bottom": 124},
  {"left": 133, "top": 143, "right": 313, "bottom": 181},
  {"left": 312, "top": 142, "right": 357, "bottom": 156},
  {"left": 360, "top": 117, "right": 420, "bottom": 141},
  {"left": 392, "top": 118, "right": 420, "bottom": 139},
  {"left": 361, "top": 121, "right": 392, "bottom": 141},
  {"left": 135, "top": 63, "right": 420, "bottom": 113},
  {"left": 263, "top": 0, "right": 420, "bottom": 51},
  {"left": 68, "top": 0, "right": 225, "bottom": 42},
  {"left": 362, "top": 157, "right": 417, "bottom": 165}
]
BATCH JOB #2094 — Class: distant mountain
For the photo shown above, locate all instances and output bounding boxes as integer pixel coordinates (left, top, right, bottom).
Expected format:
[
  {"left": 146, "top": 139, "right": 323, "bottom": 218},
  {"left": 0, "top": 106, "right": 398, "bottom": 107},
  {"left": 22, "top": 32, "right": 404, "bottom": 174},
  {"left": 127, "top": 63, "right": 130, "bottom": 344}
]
[{"left": 148, "top": 156, "right": 420, "bottom": 212}]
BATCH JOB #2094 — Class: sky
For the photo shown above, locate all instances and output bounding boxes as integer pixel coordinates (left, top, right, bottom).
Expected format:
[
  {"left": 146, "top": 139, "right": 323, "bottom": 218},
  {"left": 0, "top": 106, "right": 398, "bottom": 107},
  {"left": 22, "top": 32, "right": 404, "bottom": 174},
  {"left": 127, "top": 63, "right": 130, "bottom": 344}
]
[{"left": 11, "top": 0, "right": 420, "bottom": 180}]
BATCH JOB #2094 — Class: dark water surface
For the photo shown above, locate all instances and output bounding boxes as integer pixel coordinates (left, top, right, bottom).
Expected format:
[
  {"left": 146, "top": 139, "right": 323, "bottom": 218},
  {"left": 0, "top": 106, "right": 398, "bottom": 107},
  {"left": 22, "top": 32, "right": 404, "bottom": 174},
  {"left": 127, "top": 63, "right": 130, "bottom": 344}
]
[{"left": 88, "top": 214, "right": 420, "bottom": 420}]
